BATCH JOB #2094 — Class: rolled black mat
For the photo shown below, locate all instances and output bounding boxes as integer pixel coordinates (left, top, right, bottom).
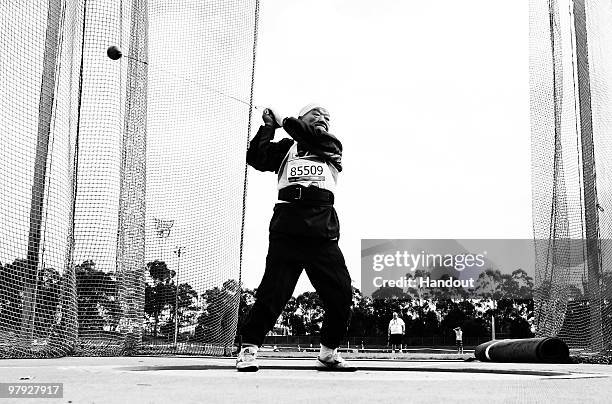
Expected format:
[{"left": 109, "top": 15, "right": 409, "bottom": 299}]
[{"left": 474, "top": 337, "right": 569, "bottom": 363}]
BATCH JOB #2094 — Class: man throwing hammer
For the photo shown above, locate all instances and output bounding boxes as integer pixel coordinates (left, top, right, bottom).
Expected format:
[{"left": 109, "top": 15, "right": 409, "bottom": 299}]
[{"left": 236, "top": 104, "right": 355, "bottom": 372}]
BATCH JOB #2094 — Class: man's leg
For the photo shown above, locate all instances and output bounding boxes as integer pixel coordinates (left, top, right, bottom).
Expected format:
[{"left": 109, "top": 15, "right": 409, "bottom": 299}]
[
  {"left": 304, "top": 238, "right": 356, "bottom": 371},
  {"left": 236, "top": 234, "right": 303, "bottom": 372},
  {"left": 305, "top": 238, "right": 352, "bottom": 350},
  {"left": 239, "top": 234, "right": 303, "bottom": 347}
]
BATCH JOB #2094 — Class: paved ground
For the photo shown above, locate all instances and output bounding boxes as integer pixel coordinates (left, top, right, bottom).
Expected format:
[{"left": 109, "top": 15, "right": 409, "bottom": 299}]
[
  {"left": 0, "top": 355, "right": 610, "bottom": 403},
  {"left": 258, "top": 349, "right": 475, "bottom": 361}
]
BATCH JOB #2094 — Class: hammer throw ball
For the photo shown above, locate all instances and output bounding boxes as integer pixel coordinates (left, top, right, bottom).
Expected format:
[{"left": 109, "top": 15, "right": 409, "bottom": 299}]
[{"left": 107, "top": 45, "right": 123, "bottom": 60}]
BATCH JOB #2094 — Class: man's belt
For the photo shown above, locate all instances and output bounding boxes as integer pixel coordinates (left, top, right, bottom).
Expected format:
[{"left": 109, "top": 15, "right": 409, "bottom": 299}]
[{"left": 278, "top": 185, "right": 334, "bottom": 205}]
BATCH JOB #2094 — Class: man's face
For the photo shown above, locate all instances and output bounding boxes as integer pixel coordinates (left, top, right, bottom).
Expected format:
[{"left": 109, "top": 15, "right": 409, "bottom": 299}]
[
  {"left": 393, "top": 313, "right": 398, "bottom": 319},
  {"left": 300, "top": 107, "right": 330, "bottom": 131}
]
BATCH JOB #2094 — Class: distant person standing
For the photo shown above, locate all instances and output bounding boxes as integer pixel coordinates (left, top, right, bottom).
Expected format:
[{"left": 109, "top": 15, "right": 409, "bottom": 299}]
[
  {"left": 454, "top": 326, "right": 463, "bottom": 354},
  {"left": 388, "top": 312, "right": 405, "bottom": 353}
]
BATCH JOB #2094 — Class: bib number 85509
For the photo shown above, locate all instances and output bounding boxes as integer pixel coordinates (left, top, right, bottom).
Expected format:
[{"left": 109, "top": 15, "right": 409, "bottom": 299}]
[{"left": 290, "top": 165, "right": 324, "bottom": 177}]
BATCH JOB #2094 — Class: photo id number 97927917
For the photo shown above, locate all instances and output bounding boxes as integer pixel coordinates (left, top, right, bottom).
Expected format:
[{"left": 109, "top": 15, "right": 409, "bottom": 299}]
[{"left": 0, "top": 383, "right": 63, "bottom": 398}]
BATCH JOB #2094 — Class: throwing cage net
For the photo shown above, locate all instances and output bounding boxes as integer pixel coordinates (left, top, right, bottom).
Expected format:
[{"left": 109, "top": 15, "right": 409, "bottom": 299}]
[
  {"left": 0, "top": 0, "right": 259, "bottom": 358},
  {"left": 530, "top": 0, "right": 612, "bottom": 353}
]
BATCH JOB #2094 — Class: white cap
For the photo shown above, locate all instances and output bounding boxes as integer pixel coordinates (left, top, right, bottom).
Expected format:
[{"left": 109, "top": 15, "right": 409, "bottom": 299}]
[{"left": 298, "top": 103, "right": 327, "bottom": 118}]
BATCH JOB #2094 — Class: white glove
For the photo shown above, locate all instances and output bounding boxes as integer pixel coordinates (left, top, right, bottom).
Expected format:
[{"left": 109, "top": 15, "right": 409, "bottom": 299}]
[{"left": 263, "top": 107, "right": 285, "bottom": 128}]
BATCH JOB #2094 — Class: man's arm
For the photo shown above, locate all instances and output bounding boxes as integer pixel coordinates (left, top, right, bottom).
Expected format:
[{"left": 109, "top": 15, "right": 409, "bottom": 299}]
[
  {"left": 282, "top": 117, "right": 343, "bottom": 172},
  {"left": 246, "top": 125, "right": 293, "bottom": 173}
]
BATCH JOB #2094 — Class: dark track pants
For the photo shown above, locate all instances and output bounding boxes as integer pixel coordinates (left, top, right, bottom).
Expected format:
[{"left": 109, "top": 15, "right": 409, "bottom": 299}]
[{"left": 240, "top": 232, "right": 353, "bottom": 349}]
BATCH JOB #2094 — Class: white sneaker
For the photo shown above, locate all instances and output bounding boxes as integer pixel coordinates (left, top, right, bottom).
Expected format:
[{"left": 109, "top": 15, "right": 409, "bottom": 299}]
[
  {"left": 316, "top": 351, "right": 357, "bottom": 372},
  {"left": 236, "top": 346, "right": 259, "bottom": 372}
]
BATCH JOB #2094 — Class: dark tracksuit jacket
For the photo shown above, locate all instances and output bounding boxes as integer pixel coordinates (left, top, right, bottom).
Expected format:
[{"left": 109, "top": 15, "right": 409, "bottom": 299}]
[
  {"left": 246, "top": 118, "right": 342, "bottom": 239},
  {"left": 240, "top": 118, "right": 352, "bottom": 349}
]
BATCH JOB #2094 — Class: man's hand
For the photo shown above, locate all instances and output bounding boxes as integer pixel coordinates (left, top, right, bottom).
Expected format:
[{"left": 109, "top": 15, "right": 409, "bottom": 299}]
[
  {"left": 263, "top": 108, "right": 283, "bottom": 128},
  {"left": 262, "top": 109, "right": 276, "bottom": 127}
]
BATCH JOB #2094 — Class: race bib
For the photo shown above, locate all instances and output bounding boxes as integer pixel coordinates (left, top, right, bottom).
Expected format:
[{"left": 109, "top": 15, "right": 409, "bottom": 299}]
[
  {"left": 277, "top": 143, "right": 337, "bottom": 193},
  {"left": 287, "top": 160, "right": 326, "bottom": 183}
]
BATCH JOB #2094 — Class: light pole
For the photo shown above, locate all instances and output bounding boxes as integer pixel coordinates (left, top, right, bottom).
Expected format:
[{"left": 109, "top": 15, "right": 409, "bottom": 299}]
[
  {"left": 173, "top": 246, "right": 184, "bottom": 346},
  {"left": 154, "top": 218, "right": 174, "bottom": 263},
  {"left": 491, "top": 299, "right": 497, "bottom": 340}
]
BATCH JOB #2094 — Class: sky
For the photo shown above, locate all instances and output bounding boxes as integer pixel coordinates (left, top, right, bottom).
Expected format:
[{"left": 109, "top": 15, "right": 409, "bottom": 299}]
[
  {"left": 0, "top": 0, "right": 531, "bottom": 298},
  {"left": 241, "top": 0, "right": 531, "bottom": 295}
]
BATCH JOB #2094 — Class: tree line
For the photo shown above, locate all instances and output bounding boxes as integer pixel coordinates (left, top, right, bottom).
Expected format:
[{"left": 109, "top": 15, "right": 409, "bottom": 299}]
[
  {"left": 238, "top": 269, "right": 536, "bottom": 343},
  {"left": 1, "top": 258, "right": 610, "bottom": 345}
]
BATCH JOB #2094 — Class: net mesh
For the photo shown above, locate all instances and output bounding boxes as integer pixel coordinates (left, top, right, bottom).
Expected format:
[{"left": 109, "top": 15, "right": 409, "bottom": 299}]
[
  {"left": 530, "top": 0, "right": 612, "bottom": 353},
  {"left": 0, "top": 0, "right": 258, "bottom": 357}
]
